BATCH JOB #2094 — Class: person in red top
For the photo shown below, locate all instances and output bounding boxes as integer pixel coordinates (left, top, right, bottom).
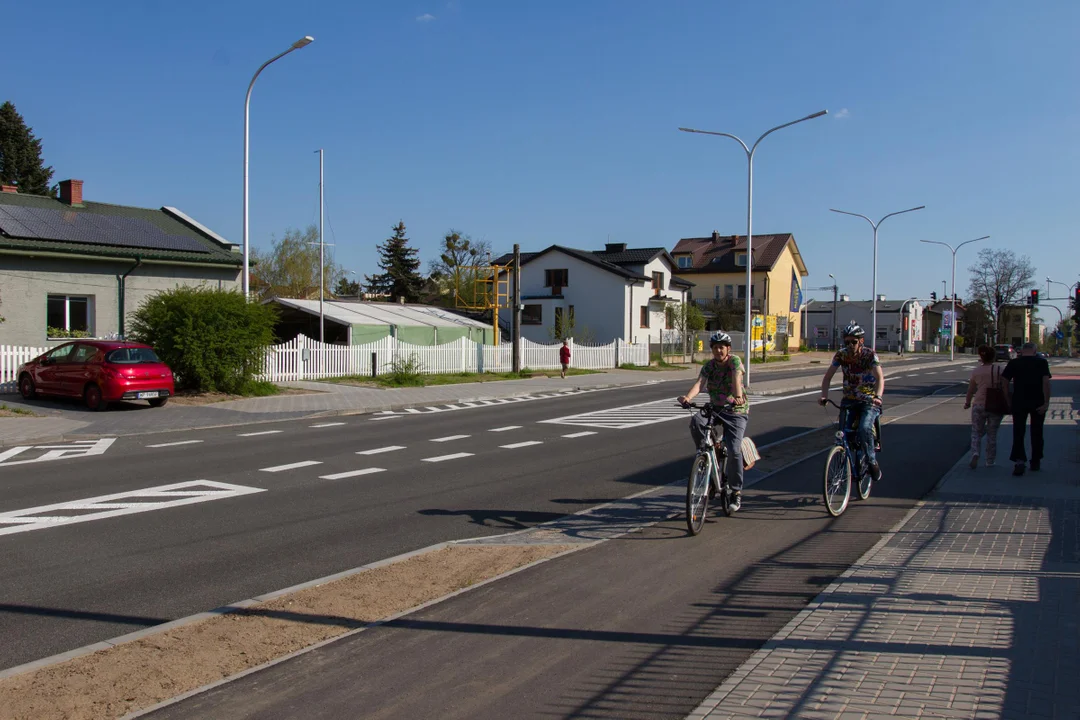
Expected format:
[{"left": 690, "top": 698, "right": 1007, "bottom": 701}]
[{"left": 559, "top": 340, "right": 571, "bottom": 379}]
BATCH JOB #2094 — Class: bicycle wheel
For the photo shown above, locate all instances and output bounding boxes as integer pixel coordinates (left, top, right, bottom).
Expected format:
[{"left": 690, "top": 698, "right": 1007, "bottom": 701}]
[
  {"left": 854, "top": 445, "right": 873, "bottom": 501},
  {"left": 823, "top": 445, "right": 851, "bottom": 517},
  {"left": 686, "top": 454, "right": 711, "bottom": 535}
]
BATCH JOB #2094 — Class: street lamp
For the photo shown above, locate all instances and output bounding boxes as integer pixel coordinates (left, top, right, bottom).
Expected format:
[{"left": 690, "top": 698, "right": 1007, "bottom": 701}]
[
  {"left": 828, "top": 273, "right": 838, "bottom": 351},
  {"left": 919, "top": 235, "right": 989, "bottom": 362},
  {"left": 242, "top": 36, "right": 315, "bottom": 299},
  {"left": 829, "top": 205, "right": 925, "bottom": 351},
  {"left": 1047, "top": 277, "right": 1078, "bottom": 356},
  {"left": 679, "top": 109, "right": 828, "bottom": 386}
]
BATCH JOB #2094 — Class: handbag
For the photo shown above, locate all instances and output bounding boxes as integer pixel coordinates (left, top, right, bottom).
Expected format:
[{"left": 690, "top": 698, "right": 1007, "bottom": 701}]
[
  {"left": 741, "top": 436, "right": 760, "bottom": 470},
  {"left": 984, "top": 364, "right": 1009, "bottom": 415}
]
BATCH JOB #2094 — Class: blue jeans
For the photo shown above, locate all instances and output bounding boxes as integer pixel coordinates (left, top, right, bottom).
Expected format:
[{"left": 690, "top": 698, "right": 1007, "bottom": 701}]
[
  {"left": 840, "top": 401, "right": 880, "bottom": 467},
  {"left": 714, "top": 411, "right": 748, "bottom": 492}
]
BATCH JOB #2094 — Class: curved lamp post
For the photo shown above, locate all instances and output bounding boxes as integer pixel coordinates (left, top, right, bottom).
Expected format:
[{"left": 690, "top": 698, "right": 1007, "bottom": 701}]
[{"left": 919, "top": 236, "right": 989, "bottom": 361}]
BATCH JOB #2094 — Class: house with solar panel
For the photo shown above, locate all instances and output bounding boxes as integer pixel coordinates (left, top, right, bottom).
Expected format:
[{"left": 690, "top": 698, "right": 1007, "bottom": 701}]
[{"left": 0, "top": 179, "right": 242, "bottom": 347}]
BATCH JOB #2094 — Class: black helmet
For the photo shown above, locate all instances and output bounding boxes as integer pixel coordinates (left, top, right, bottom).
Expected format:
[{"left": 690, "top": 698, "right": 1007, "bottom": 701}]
[
  {"left": 842, "top": 322, "right": 865, "bottom": 338},
  {"left": 709, "top": 331, "right": 732, "bottom": 347}
]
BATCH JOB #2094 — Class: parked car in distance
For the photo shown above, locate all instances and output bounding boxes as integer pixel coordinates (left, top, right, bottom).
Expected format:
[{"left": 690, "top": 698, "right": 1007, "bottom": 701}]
[
  {"left": 18, "top": 341, "right": 175, "bottom": 411},
  {"left": 994, "top": 344, "right": 1016, "bottom": 362}
]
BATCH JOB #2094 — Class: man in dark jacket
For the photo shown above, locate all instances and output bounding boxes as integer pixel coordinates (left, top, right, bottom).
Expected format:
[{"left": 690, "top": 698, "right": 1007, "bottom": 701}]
[{"left": 1002, "top": 342, "right": 1052, "bottom": 475}]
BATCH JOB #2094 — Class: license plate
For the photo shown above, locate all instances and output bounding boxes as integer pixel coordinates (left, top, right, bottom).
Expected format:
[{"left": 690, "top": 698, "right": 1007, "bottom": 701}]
[{"left": 137, "top": 391, "right": 159, "bottom": 399}]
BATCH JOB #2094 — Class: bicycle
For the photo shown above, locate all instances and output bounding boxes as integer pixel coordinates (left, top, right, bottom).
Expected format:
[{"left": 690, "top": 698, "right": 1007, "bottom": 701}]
[
  {"left": 820, "top": 398, "right": 879, "bottom": 517},
  {"left": 678, "top": 401, "right": 735, "bottom": 535}
]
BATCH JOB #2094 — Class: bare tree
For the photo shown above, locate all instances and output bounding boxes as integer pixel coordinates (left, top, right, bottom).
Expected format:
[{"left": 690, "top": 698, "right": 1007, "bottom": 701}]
[{"left": 966, "top": 248, "right": 1035, "bottom": 341}]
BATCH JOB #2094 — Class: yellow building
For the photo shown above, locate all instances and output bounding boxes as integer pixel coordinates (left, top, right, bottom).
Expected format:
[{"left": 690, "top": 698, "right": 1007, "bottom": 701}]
[
  {"left": 671, "top": 231, "right": 809, "bottom": 351},
  {"left": 999, "top": 304, "right": 1032, "bottom": 347}
]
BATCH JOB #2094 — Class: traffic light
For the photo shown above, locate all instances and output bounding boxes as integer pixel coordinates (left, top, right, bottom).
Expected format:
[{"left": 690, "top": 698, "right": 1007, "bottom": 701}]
[
  {"left": 930, "top": 291, "right": 937, "bottom": 301},
  {"left": 1074, "top": 286, "right": 1080, "bottom": 309},
  {"left": 1029, "top": 289, "right": 1039, "bottom": 306}
]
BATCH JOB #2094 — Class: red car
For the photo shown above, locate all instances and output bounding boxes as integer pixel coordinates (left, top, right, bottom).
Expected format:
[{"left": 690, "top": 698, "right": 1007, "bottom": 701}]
[{"left": 18, "top": 341, "right": 175, "bottom": 411}]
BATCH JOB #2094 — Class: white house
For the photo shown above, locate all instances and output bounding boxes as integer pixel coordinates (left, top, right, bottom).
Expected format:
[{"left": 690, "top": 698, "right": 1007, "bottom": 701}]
[
  {"left": 804, "top": 298, "right": 924, "bottom": 352},
  {"left": 494, "top": 243, "right": 693, "bottom": 344}
]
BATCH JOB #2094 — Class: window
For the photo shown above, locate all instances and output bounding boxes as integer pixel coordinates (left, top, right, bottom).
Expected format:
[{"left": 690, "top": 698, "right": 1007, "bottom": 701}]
[
  {"left": 737, "top": 285, "right": 747, "bottom": 300},
  {"left": 45, "top": 343, "right": 76, "bottom": 363},
  {"left": 69, "top": 344, "right": 99, "bottom": 364},
  {"left": 714, "top": 286, "right": 722, "bottom": 300},
  {"left": 677, "top": 256, "right": 692, "bottom": 269},
  {"left": 665, "top": 309, "right": 673, "bottom": 330},
  {"left": 652, "top": 271, "right": 664, "bottom": 295},
  {"left": 47, "top": 294, "right": 92, "bottom": 337},
  {"left": 544, "top": 269, "right": 568, "bottom": 290},
  {"left": 725, "top": 285, "right": 735, "bottom": 300},
  {"left": 735, "top": 253, "right": 747, "bottom": 267},
  {"left": 522, "top": 304, "right": 543, "bottom": 325},
  {"left": 640, "top": 306, "right": 650, "bottom": 328},
  {"left": 106, "top": 347, "right": 162, "bottom": 364}
]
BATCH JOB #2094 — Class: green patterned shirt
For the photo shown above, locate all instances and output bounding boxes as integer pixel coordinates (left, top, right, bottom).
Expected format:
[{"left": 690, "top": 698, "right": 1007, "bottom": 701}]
[{"left": 698, "top": 356, "right": 748, "bottom": 414}]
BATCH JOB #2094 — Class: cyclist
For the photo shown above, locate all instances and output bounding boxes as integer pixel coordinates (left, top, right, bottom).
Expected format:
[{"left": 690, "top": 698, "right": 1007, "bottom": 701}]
[
  {"left": 678, "top": 331, "right": 749, "bottom": 511},
  {"left": 819, "top": 322, "right": 885, "bottom": 482}
]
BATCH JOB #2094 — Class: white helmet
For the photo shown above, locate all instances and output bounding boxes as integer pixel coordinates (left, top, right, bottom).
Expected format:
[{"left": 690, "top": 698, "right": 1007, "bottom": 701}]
[{"left": 709, "top": 331, "right": 732, "bottom": 347}]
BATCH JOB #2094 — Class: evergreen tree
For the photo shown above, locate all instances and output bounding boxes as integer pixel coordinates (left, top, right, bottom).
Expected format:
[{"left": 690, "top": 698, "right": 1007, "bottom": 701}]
[
  {"left": 365, "top": 221, "right": 423, "bottom": 302},
  {"left": 0, "top": 101, "right": 55, "bottom": 196},
  {"left": 334, "top": 276, "right": 361, "bottom": 298}
]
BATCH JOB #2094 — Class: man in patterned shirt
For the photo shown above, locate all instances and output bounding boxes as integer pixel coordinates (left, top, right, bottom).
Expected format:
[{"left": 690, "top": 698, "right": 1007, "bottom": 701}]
[
  {"left": 678, "top": 331, "right": 749, "bottom": 511},
  {"left": 819, "top": 322, "right": 886, "bottom": 482}
]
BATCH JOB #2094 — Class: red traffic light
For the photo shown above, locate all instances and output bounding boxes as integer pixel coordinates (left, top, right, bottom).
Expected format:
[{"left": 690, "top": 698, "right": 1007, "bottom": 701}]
[{"left": 1029, "top": 289, "right": 1039, "bottom": 305}]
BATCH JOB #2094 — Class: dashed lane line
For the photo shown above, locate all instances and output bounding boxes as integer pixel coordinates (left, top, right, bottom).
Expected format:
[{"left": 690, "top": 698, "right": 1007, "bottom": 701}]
[
  {"left": 356, "top": 446, "right": 406, "bottom": 455},
  {"left": 319, "top": 468, "right": 386, "bottom": 480},
  {"left": 563, "top": 431, "right": 598, "bottom": 438},
  {"left": 238, "top": 430, "right": 283, "bottom": 437},
  {"left": 422, "top": 452, "right": 474, "bottom": 463},
  {"left": 310, "top": 422, "right": 346, "bottom": 428},
  {"left": 260, "top": 460, "right": 323, "bottom": 473},
  {"left": 146, "top": 440, "right": 204, "bottom": 449},
  {"left": 489, "top": 426, "right": 522, "bottom": 432},
  {"left": 500, "top": 441, "right": 543, "bottom": 449},
  {"left": 431, "top": 435, "right": 470, "bottom": 442}
]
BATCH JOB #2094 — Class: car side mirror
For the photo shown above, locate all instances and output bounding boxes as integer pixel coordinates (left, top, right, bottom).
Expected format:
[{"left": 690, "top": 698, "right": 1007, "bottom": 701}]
[{"left": 40, "top": 357, "right": 51, "bottom": 366}]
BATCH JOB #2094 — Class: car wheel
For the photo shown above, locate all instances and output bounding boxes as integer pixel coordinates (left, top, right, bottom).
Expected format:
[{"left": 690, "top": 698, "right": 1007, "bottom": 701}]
[
  {"left": 148, "top": 398, "right": 168, "bottom": 408},
  {"left": 19, "top": 374, "right": 36, "bottom": 400},
  {"left": 84, "top": 384, "right": 108, "bottom": 412}
]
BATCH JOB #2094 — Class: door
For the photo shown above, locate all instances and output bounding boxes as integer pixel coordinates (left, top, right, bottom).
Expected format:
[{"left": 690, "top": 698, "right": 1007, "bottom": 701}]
[
  {"left": 58, "top": 344, "right": 100, "bottom": 396},
  {"left": 35, "top": 343, "right": 76, "bottom": 394}
]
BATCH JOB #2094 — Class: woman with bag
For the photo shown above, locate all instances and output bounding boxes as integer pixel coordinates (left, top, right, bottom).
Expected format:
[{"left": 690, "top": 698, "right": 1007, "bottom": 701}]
[{"left": 963, "top": 345, "right": 1009, "bottom": 469}]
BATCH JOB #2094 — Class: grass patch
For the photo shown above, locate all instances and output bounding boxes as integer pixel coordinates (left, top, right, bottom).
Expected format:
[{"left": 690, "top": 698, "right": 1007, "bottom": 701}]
[
  {"left": 326, "top": 368, "right": 601, "bottom": 388},
  {"left": 750, "top": 354, "right": 791, "bottom": 364},
  {"left": 0, "top": 403, "right": 35, "bottom": 417},
  {"left": 619, "top": 361, "right": 686, "bottom": 371}
]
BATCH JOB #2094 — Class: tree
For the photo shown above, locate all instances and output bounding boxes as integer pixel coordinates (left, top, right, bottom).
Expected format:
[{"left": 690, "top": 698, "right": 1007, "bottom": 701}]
[
  {"left": 703, "top": 299, "right": 746, "bottom": 332},
  {"left": 547, "top": 306, "right": 596, "bottom": 344},
  {"left": 961, "top": 299, "right": 991, "bottom": 349},
  {"left": 966, "top": 248, "right": 1035, "bottom": 342},
  {"left": 129, "top": 287, "right": 278, "bottom": 394},
  {"left": 0, "top": 101, "right": 55, "bottom": 196},
  {"left": 334, "top": 277, "right": 360, "bottom": 298},
  {"left": 250, "top": 225, "right": 343, "bottom": 299},
  {"left": 366, "top": 221, "right": 423, "bottom": 302},
  {"left": 427, "top": 230, "right": 493, "bottom": 308},
  {"left": 665, "top": 302, "right": 707, "bottom": 354}
]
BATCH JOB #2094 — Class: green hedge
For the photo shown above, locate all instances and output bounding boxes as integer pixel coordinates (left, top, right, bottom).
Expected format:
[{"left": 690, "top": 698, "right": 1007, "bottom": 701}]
[{"left": 129, "top": 287, "right": 278, "bottom": 394}]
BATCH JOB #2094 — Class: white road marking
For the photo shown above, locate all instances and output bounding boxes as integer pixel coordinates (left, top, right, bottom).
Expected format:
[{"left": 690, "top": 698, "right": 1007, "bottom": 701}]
[
  {"left": 489, "top": 426, "right": 522, "bottom": 432},
  {"left": 357, "top": 446, "right": 406, "bottom": 455},
  {"left": 310, "top": 422, "right": 346, "bottom": 428},
  {"left": 146, "top": 440, "right": 204, "bottom": 449},
  {"left": 260, "top": 460, "right": 323, "bottom": 473},
  {"left": 238, "top": 430, "right": 283, "bottom": 437},
  {"left": 422, "top": 452, "right": 474, "bottom": 463},
  {"left": 319, "top": 468, "right": 386, "bottom": 480},
  {"left": 500, "top": 441, "right": 543, "bottom": 449},
  {"left": 562, "top": 431, "right": 598, "bottom": 438},
  {"left": 431, "top": 435, "right": 470, "bottom": 442},
  {"left": 0, "top": 438, "right": 116, "bottom": 467},
  {"left": 0, "top": 480, "right": 264, "bottom": 536},
  {"left": 371, "top": 415, "right": 401, "bottom": 421}
]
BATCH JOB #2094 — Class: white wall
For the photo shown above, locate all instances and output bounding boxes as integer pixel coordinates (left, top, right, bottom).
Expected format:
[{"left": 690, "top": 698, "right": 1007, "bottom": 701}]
[{"left": 515, "top": 252, "right": 631, "bottom": 343}]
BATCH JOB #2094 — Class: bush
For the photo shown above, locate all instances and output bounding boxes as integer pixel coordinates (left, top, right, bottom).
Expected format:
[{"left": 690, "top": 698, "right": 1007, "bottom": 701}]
[
  {"left": 128, "top": 287, "right": 278, "bottom": 394},
  {"left": 386, "top": 353, "right": 425, "bottom": 386}
]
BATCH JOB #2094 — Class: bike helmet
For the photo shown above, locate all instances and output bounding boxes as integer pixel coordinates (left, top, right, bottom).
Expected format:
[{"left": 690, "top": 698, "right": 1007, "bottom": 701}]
[
  {"left": 709, "top": 331, "right": 732, "bottom": 347},
  {"left": 842, "top": 322, "right": 865, "bottom": 338}
]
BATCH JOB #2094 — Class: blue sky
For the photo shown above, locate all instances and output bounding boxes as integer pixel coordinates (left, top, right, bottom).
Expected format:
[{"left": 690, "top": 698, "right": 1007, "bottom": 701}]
[{"left": 6, "top": 1, "right": 1079, "bottom": 321}]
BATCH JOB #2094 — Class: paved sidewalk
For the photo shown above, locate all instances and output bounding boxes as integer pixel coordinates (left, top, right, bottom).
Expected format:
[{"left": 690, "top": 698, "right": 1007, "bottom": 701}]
[
  {"left": 691, "top": 396, "right": 1080, "bottom": 720},
  {"left": 0, "top": 353, "right": 958, "bottom": 449}
]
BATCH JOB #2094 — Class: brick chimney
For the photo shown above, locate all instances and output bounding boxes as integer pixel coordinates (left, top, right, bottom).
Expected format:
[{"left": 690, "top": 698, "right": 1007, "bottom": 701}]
[
  {"left": 59, "top": 179, "right": 84, "bottom": 206},
  {"left": 711, "top": 230, "right": 720, "bottom": 241},
  {"left": 1, "top": 183, "right": 17, "bottom": 194}
]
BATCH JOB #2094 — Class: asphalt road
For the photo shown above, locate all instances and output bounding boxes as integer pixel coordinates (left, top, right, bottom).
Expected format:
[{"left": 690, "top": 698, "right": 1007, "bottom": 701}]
[
  {"left": 0, "top": 359, "right": 977, "bottom": 672},
  {"left": 144, "top": 374, "right": 981, "bottom": 719}
]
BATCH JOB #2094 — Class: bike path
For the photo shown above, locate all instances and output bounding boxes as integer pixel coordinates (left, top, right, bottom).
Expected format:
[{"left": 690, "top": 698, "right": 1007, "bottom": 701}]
[{"left": 138, "top": 392, "right": 974, "bottom": 719}]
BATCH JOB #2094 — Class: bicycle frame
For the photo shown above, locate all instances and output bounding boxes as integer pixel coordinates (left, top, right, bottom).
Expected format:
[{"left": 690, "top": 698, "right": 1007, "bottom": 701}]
[{"left": 830, "top": 402, "right": 868, "bottom": 481}]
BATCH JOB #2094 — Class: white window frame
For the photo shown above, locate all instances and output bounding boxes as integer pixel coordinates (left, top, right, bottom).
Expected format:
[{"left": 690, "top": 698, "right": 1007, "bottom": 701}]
[
  {"left": 735, "top": 253, "right": 747, "bottom": 267},
  {"left": 677, "top": 256, "right": 692, "bottom": 269},
  {"left": 47, "top": 294, "right": 95, "bottom": 339}
]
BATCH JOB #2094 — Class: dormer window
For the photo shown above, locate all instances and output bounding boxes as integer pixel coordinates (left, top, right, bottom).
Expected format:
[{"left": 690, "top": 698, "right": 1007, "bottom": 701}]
[
  {"left": 735, "top": 253, "right": 747, "bottom": 267},
  {"left": 677, "top": 255, "right": 692, "bottom": 269}
]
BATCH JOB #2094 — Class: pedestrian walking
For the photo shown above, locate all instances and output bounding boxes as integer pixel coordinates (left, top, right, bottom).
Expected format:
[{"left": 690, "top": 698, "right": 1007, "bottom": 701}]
[
  {"left": 559, "top": 339, "right": 571, "bottom": 379},
  {"left": 1002, "top": 341, "right": 1052, "bottom": 476},
  {"left": 963, "top": 345, "right": 1007, "bottom": 468}
]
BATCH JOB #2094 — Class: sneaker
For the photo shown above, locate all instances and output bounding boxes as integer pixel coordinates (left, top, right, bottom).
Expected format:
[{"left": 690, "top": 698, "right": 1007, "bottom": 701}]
[
  {"left": 869, "top": 463, "right": 883, "bottom": 483},
  {"left": 1013, "top": 462, "right": 1026, "bottom": 477},
  {"left": 729, "top": 491, "right": 742, "bottom": 513},
  {"left": 969, "top": 454, "right": 979, "bottom": 470}
]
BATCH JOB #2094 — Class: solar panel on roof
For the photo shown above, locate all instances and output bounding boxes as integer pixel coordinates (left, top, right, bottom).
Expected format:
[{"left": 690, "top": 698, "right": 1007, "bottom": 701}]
[{"left": 0, "top": 205, "right": 211, "bottom": 254}]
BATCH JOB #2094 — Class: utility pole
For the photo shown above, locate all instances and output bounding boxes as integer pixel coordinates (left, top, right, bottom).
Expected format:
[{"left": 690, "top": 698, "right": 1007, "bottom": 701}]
[
  {"left": 512, "top": 244, "right": 522, "bottom": 373},
  {"left": 318, "top": 148, "right": 324, "bottom": 343}
]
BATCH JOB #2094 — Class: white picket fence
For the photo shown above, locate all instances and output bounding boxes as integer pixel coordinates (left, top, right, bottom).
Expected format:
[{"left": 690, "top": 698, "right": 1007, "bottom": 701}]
[
  {"left": 1, "top": 345, "right": 49, "bottom": 394},
  {"left": 258, "top": 334, "right": 649, "bottom": 382},
  {"left": 0, "top": 336, "right": 651, "bottom": 392}
]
